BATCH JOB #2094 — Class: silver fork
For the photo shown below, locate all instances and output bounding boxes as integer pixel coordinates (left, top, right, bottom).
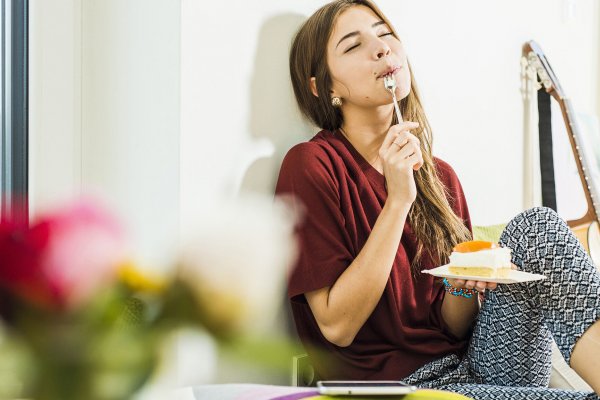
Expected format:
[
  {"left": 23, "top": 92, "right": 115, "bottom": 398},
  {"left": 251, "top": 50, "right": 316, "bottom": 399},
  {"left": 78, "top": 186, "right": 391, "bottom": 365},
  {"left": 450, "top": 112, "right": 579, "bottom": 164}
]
[{"left": 383, "top": 74, "right": 403, "bottom": 123}]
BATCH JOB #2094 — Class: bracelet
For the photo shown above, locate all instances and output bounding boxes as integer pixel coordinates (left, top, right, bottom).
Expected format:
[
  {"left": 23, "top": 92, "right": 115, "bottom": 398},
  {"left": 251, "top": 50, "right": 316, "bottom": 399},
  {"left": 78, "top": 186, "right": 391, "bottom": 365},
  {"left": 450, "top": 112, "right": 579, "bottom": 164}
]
[{"left": 442, "top": 277, "right": 477, "bottom": 299}]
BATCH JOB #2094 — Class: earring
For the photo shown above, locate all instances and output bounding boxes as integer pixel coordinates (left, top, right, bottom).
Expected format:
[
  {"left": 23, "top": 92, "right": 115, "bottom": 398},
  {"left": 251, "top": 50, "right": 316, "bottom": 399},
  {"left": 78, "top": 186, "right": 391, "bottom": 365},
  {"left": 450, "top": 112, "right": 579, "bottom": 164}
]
[{"left": 331, "top": 96, "right": 342, "bottom": 107}]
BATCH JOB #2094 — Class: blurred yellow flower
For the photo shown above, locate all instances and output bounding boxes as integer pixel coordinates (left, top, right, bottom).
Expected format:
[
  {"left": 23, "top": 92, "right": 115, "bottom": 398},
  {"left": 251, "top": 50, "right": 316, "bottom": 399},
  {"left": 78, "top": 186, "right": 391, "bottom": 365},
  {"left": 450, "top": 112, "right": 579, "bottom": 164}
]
[{"left": 118, "top": 262, "right": 167, "bottom": 294}]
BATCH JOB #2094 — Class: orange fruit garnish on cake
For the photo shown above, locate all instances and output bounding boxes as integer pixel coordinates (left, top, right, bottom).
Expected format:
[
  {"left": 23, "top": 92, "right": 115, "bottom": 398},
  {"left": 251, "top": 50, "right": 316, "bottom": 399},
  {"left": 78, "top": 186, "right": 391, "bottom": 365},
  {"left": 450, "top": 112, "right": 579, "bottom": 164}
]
[{"left": 452, "top": 240, "right": 499, "bottom": 253}]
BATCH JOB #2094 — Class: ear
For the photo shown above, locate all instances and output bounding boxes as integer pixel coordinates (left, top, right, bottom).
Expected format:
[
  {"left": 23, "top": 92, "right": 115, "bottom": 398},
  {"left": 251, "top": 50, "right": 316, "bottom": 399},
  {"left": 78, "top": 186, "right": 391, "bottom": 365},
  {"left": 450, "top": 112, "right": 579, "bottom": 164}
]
[{"left": 309, "top": 77, "right": 318, "bottom": 97}]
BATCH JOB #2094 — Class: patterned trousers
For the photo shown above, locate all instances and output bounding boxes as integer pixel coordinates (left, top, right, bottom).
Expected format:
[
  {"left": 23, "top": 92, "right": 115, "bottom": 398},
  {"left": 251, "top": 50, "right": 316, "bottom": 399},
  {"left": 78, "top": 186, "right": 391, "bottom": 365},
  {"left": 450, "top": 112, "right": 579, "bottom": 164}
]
[{"left": 403, "top": 207, "right": 600, "bottom": 399}]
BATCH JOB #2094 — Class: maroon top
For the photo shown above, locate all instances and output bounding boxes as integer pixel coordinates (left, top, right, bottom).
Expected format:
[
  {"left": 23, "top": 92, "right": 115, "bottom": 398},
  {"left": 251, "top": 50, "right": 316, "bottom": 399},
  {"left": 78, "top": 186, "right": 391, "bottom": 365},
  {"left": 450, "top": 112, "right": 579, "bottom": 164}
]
[{"left": 275, "top": 130, "right": 473, "bottom": 380}]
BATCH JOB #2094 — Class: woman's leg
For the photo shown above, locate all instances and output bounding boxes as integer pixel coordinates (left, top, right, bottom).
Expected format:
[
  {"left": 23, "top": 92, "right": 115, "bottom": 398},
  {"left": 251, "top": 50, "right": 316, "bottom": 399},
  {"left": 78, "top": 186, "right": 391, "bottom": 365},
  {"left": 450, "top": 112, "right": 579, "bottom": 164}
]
[
  {"left": 403, "top": 354, "right": 599, "bottom": 399},
  {"left": 441, "top": 383, "right": 599, "bottom": 400},
  {"left": 568, "top": 296, "right": 600, "bottom": 392},
  {"left": 467, "top": 207, "right": 600, "bottom": 392}
]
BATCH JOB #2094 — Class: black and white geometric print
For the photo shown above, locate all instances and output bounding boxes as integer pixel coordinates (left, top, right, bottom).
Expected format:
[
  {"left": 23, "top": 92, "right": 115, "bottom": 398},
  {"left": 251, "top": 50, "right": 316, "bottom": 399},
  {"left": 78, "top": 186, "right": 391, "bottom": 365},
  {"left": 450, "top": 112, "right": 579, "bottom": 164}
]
[{"left": 403, "top": 207, "right": 600, "bottom": 400}]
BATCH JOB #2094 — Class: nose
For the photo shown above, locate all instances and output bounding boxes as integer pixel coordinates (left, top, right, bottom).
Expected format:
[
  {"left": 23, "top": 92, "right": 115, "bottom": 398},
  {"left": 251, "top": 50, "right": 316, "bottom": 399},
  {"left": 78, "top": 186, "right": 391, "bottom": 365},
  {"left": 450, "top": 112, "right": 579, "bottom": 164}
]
[{"left": 374, "top": 37, "right": 391, "bottom": 59}]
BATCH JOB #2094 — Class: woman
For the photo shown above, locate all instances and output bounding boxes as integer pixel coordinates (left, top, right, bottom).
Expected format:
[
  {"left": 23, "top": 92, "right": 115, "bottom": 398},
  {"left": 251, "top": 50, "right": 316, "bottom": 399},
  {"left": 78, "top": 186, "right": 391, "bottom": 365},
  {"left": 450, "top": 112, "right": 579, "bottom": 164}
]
[{"left": 274, "top": 1, "right": 600, "bottom": 399}]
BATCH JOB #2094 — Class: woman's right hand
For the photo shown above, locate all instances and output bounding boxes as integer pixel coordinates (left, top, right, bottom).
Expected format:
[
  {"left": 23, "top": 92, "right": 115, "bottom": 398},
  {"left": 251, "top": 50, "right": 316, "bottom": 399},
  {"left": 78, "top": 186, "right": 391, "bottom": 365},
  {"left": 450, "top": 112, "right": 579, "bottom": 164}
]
[{"left": 379, "top": 121, "right": 423, "bottom": 206}]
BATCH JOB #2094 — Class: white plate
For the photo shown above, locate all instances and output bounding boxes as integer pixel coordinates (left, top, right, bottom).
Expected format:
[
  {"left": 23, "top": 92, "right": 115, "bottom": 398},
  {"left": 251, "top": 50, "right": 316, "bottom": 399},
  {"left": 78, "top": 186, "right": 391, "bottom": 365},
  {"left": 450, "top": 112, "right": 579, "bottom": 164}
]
[{"left": 422, "top": 264, "right": 546, "bottom": 284}]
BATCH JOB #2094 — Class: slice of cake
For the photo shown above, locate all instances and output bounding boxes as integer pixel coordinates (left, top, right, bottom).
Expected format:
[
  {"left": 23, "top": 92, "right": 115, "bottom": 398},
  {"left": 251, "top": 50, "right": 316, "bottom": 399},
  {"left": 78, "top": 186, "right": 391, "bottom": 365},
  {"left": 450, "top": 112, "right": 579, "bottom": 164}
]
[{"left": 448, "top": 241, "right": 512, "bottom": 278}]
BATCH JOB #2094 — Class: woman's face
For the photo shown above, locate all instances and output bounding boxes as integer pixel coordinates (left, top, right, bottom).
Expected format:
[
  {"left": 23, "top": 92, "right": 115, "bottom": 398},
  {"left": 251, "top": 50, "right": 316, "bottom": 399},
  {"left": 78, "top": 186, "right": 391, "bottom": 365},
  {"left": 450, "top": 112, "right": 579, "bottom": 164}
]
[{"left": 324, "top": 5, "right": 411, "bottom": 108}]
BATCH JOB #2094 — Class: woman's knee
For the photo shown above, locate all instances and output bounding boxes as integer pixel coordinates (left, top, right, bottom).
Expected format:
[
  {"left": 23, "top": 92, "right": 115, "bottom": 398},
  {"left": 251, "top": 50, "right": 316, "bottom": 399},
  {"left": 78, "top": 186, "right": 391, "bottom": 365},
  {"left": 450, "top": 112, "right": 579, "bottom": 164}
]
[
  {"left": 516, "top": 206, "right": 563, "bottom": 225},
  {"left": 498, "top": 207, "right": 566, "bottom": 264},
  {"left": 522, "top": 206, "right": 562, "bottom": 221},
  {"left": 503, "top": 207, "right": 565, "bottom": 238}
]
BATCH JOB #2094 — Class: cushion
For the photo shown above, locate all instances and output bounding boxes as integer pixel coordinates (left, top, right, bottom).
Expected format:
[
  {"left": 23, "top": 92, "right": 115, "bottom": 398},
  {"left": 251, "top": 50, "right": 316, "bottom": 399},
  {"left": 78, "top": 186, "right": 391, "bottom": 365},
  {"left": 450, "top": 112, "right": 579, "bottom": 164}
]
[{"left": 472, "top": 224, "right": 506, "bottom": 243}]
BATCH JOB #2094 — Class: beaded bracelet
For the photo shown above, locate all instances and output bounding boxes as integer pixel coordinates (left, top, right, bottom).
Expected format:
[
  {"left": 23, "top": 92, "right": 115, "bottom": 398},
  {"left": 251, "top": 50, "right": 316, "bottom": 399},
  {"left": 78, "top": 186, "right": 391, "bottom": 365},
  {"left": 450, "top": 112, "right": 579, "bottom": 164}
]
[{"left": 442, "top": 277, "right": 477, "bottom": 299}]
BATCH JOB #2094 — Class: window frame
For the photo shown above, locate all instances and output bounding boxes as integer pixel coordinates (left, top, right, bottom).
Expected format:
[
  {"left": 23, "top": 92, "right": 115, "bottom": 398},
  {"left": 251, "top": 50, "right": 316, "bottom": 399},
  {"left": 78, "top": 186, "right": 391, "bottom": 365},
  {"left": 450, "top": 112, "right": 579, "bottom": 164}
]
[{"left": 1, "top": 0, "right": 28, "bottom": 224}]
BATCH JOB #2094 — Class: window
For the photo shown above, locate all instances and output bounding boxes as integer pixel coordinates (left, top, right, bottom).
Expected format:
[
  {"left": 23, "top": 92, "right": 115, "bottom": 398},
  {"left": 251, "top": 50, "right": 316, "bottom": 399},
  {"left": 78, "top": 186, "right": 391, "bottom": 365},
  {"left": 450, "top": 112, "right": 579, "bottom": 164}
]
[{"left": 1, "top": 0, "right": 28, "bottom": 224}]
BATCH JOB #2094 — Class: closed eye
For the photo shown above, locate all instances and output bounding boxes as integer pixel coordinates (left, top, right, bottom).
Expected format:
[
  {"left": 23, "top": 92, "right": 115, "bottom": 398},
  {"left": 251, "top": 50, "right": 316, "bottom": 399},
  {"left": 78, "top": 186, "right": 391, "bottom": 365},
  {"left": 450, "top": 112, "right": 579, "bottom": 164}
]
[
  {"left": 344, "top": 44, "right": 360, "bottom": 53},
  {"left": 344, "top": 32, "right": 394, "bottom": 53}
]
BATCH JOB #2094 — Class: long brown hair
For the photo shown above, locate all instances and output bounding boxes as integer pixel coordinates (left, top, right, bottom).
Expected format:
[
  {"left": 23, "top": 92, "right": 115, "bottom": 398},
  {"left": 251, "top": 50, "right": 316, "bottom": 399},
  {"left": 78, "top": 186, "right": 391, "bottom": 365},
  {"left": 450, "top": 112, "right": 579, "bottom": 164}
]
[{"left": 289, "top": 0, "right": 472, "bottom": 270}]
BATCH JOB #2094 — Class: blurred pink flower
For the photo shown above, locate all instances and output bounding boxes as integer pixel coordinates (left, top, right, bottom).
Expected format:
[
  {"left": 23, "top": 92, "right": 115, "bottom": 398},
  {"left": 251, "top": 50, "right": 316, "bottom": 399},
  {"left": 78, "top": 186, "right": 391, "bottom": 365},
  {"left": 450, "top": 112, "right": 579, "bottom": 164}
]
[
  {"left": 0, "top": 198, "right": 127, "bottom": 310},
  {"left": 0, "top": 218, "right": 52, "bottom": 309}
]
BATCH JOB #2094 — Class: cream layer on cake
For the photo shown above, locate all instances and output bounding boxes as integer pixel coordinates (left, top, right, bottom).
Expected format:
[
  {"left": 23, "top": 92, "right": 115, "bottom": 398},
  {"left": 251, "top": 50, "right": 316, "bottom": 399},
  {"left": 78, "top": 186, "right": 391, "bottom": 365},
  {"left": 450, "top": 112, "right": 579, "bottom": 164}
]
[{"left": 448, "top": 247, "right": 512, "bottom": 278}]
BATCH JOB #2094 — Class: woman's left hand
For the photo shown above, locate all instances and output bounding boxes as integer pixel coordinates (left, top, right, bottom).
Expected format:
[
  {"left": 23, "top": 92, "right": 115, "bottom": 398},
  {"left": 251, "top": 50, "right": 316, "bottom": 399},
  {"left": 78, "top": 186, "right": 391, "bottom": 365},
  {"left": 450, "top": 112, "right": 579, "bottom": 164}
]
[{"left": 448, "top": 263, "right": 518, "bottom": 293}]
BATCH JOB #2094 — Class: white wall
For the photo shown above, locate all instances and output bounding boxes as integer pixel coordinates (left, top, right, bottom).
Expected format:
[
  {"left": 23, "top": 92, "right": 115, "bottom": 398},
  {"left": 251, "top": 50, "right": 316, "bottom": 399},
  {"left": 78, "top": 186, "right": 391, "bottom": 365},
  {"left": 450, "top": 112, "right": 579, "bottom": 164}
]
[
  {"left": 179, "top": 0, "right": 314, "bottom": 236},
  {"left": 29, "top": 0, "right": 82, "bottom": 212},
  {"left": 181, "top": 0, "right": 600, "bottom": 226},
  {"left": 80, "top": 0, "right": 181, "bottom": 270},
  {"left": 30, "top": 0, "right": 181, "bottom": 269}
]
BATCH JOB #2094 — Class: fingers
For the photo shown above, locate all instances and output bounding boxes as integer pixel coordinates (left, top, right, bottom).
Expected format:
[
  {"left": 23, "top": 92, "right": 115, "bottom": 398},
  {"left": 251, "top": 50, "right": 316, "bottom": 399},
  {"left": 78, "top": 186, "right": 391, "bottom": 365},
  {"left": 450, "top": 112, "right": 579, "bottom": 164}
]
[
  {"left": 381, "top": 121, "right": 419, "bottom": 152},
  {"left": 463, "top": 280, "right": 477, "bottom": 290},
  {"left": 453, "top": 279, "right": 466, "bottom": 287},
  {"left": 392, "top": 135, "right": 420, "bottom": 153},
  {"left": 407, "top": 151, "right": 424, "bottom": 171},
  {"left": 476, "top": 281, "right": 497, "bottom": 292},
  {"left": 456, "top": 279, "right": 498, "bottom": 293},
  {"left": 412, "top": 154, "right": 424, "bottom": 171},
  {"left": 379, "top": 122, "right": 424, "bottom": 172},
  {"left": 391, "top": 137, "right": 420, "bottom": 159},
  {"left": 389, "top": 138, "right": 424, "bottom": 171},
  {"left": 471, "top": 281, "right": 498, "bottom": 292}
]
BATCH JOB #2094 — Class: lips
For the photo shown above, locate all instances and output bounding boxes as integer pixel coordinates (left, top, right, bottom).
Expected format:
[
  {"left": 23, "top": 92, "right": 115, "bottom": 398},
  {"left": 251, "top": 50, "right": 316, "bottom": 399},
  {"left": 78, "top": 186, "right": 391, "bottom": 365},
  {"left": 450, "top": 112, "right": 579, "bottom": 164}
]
[{"left": 377, "top": 65, "right": 401, "bottom": 79}]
